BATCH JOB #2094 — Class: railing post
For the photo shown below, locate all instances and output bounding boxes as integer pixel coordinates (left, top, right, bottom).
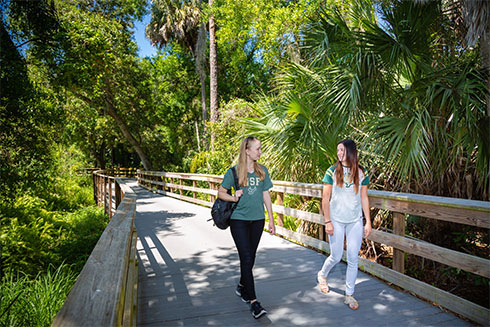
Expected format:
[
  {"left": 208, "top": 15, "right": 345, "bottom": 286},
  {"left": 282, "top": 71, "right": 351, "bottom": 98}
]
[
  {"left": 108, "top": 177, "right": 113, "bottom": 219},
  {"left": 97, "top": 174, "right": 101, "bottom": 206},
  {"left": 94, "top": 174, "right": 98, "bottom": 205},
  {"left": 179, "top": 178, "right": 183, "bottom": 196},
  {"left": 192, "top": 180, "right": 197, "bottom": 199},
  {"left": 93, "top": 172, "right": 97, "bottom": 204},
  {"left": 115, "top": 180, "right": 121, "bottom": 209},
  {"left": 393, "top": 212, "right": 405, "bottom": 273},
  {"left": 210, "top": 182, "right": 216, "bottom": 202},
  {"left": 94, "top": 174, "right": 98, "bottom": 206},
  {"left": 98, "top": 175, "right": 102, "bottom": 207},
  {"left": 318, "top": 199, "right": 325, "bottom": 241},
  {"left": 103, "top": 175, "right": 107, "bottom": 215},
  {"left": 100, "top": 175, "right": 103, "bottom": 208},
  {"left": 276, "top": 192, "right": 284, "bottom": 227}
]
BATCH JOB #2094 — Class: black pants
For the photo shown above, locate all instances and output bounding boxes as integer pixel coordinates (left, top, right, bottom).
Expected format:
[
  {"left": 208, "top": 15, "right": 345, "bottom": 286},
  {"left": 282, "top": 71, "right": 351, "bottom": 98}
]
[{"left": 229, "top": 219, "right": 265, "bottom": 301}]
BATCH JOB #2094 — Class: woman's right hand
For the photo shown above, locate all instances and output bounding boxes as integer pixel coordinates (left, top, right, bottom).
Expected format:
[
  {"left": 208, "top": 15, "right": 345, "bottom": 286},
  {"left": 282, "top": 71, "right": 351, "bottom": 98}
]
[
  {"left": 235, "top": 189, "right": 243, "bottom": 201},
  {"left": 325, "top": 222, "right": 334, "bottom": 235}
]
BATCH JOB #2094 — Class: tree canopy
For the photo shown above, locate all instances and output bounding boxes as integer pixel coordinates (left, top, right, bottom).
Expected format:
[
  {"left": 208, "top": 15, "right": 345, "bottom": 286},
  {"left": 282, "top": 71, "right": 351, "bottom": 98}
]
[{"left": 1, "top": 0, "right": 488, "bottom": 200}]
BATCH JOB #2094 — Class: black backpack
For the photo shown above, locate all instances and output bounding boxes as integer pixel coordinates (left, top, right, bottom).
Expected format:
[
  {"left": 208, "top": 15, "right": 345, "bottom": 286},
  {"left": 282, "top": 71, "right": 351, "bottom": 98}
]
[{"left": 209, "top": 167, "right": 240, "bottom": 229}]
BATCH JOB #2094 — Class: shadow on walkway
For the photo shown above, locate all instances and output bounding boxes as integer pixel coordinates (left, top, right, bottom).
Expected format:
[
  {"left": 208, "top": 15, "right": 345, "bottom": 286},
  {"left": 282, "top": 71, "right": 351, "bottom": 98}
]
[{"left": 130, "top": 182, "right": 470, "bottom": 327}]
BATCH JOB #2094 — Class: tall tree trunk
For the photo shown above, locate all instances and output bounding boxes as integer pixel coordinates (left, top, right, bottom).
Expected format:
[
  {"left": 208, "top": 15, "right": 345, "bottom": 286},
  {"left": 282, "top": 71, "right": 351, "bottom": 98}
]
[
  {"left": 195, "top": 22, "right": 208, "bottom": 149},
  {"left": 104, "top": 100, "right": 152, "bottom": 170},
  {"left": 200, "top": 66, "right": 208, "bottom": 145},
  {"left": 482, "top": 25, "right": 490, "bottom": 117},
  {"left": 91, "top": 139, "right": 106, "bottom": 169},
  {"left": 101, "top": 86, "right": 152, "bottom": 170},
  {"left": 462, "top": 0, "right": 490, "bottom": 116},
  {"left": 209, "top": 0, "right": 218, "bottom": 150},
  {"left": 194, "top": 120, "right": 201, "bottom": 152}
]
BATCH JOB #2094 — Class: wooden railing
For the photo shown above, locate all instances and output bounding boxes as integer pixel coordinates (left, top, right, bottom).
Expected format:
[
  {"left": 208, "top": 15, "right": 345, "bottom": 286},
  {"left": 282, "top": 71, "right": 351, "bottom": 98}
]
[
  {"left": 52, "top": 171, "right": 138, "bottom": 327},
  {"left": 137, "top": 170, "right": 490, "bottom": 325},
  {"left": 91, "top": 168, "right": 137, "bottom": 219},
  {"left": 78, "top": 167, "right": 138, "bottom": 177}
]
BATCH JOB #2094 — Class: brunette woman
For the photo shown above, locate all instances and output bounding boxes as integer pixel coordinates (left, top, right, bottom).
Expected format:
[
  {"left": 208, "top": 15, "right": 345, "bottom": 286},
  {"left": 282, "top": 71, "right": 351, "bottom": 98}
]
[{"left": 317, "top": 139, "right": 372, "bottom": 310}]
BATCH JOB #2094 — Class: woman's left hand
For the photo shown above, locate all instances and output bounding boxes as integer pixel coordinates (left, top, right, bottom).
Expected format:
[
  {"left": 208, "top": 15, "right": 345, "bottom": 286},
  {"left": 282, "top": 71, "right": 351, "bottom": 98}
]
[
  {"left": 268, "top": 221, "right": 275, "bottom": 235},
  {"left": 364, "top": 223, "right": 372, "bottom": 238}
]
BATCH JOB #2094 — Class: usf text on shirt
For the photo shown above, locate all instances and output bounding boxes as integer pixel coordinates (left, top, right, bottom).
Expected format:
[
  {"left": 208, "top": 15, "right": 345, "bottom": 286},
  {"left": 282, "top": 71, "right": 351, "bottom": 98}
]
[
  {"left": 322, "top": 164, "right": 369, "bottom": 224},
  {"left": 221, "top": 165, "right": 273, "bottom": 221}
]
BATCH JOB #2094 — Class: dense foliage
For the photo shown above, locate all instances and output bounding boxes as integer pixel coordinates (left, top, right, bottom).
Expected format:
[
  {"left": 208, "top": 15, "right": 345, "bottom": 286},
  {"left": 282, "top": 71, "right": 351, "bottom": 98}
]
[
  {"left": 1, "top": 0, "right": 488, "bottom": 319},
  {"left": 243, "top": 0, "right": 488, "bottom": 201},
  {"left": 0, "top": 156, "right": 108, "bottom": 326}
]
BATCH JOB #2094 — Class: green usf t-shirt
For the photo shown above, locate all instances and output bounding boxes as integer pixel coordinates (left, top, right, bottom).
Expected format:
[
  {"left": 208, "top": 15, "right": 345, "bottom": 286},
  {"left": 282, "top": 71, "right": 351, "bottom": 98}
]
[{"left": 221, "top": 165, "right": 273, "bottom": 221}]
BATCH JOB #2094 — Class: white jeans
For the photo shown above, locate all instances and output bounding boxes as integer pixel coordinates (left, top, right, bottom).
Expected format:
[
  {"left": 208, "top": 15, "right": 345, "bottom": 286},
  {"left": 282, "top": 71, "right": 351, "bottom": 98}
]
[{"left": 319, "top": 218, "right": 363, "bottom": 296}]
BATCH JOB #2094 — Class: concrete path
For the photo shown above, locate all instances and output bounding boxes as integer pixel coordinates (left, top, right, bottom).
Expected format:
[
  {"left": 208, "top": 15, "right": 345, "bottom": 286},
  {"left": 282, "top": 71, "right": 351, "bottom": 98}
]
[{"left": 127, "top": 181, "right": 471, "bottom": 326}]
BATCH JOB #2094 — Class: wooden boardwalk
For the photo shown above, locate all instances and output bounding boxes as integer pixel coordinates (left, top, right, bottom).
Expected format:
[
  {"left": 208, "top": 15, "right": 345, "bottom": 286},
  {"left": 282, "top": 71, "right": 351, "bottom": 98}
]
[{"left": 128, "top": 181, "right": 472, "bottom": 326}]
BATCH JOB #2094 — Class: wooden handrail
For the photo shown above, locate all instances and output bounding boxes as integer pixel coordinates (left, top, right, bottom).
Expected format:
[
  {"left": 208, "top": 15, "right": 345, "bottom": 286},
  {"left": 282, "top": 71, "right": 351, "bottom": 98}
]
[
  {"left": 137, "top": 169, "right": 490, "bottom": 325},
  {"left": 52, "top": 175, "right": 138, "bottom": 327}
]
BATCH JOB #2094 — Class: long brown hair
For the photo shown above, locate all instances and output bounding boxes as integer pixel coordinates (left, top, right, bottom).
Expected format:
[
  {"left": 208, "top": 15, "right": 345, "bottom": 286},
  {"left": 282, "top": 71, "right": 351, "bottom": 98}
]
[
  {"left": 237, "top": 136, "right": 265, "bottom": 187},
  {"left": 335, "top": 139, "right": 361, "bottom": 194}
]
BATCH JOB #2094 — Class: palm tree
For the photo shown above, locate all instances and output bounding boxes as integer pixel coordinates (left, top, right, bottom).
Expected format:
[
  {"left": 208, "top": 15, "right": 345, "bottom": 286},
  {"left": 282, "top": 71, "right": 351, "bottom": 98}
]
[
  {"left": 146, "top": 0, "right": 209, "bottom": 146},
  {"left": 243, "top": 0, "right": 488, "bottom": 200},
  {"left": 416, "top": 0, "right": 489, "bottom": 116},
  {"left": 209, "top": 0, "right": 218, "bottom": 150}
]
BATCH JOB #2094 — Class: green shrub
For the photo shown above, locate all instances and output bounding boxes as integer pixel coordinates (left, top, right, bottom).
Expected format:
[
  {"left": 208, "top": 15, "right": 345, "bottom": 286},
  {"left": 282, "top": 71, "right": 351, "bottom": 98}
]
[
  {"left": 0, "top": 197, "right": 106, "bottom": 276},
  {"left": 188, "top": 99, "right": 255, "bottom": 175},
  {"left": 189, "top": 149, "right": 235, "bottom": 175},
  {"left": 0, "top": 196, "right": 61, "bottom": 276},
  {"left": 42, "top": 144, "right": 95, "bottom": 211},
  {"left": 45, "top": 175, "right": 94, "bottom": 211},
  {"left": 55, "top": 206, "right": 108, "bottom": 272},
  {"left": 0, "top": 144, "right": 104, "bottom": 326}
]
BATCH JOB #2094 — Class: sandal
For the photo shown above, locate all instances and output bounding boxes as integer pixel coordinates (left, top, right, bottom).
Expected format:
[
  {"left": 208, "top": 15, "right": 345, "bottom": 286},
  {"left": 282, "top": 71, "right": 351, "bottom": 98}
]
[
  {"left": 317, "top": 271, "right": 329, "bottom": 293},
  {"left": 344, "top": 295, "right": 359, "bottom": 310}
]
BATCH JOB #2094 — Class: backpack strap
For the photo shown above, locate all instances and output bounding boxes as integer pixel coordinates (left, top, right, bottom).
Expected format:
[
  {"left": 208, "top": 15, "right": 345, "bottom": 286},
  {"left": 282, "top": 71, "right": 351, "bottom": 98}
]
[
  {"left": 230, "top": 166, "right": 240, "bottom": 209},
  {"left": 231, "top": 166, "right": 240, "bottom": 190}
]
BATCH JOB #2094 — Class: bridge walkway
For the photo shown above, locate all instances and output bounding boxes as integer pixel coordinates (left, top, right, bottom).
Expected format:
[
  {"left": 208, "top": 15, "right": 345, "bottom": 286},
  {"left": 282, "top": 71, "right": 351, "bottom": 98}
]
[{"left": 127, "top": 181, "right": 471, "bottom": 326}]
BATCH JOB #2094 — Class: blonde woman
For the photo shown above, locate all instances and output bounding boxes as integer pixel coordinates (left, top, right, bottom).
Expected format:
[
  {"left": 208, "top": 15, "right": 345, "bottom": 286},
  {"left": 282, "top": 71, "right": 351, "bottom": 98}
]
[
  {"left": 218, "top": 136, "right": 275, "bottom": 319},
  {"left": 317, "top": 139, "right": 372, "bottom": 310}
]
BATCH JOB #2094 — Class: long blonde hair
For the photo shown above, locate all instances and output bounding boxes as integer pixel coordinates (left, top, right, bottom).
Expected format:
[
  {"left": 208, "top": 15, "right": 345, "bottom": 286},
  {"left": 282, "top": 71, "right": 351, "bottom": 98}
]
[{"left": 237, "top": 136, "right": 265, "bottom": 187}]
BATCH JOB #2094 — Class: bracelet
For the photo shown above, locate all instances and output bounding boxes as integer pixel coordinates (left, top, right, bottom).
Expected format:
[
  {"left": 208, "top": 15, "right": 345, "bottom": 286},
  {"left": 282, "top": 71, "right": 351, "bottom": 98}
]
[{"left": 325, "top": 221, "right": 332, "bottom": 225}]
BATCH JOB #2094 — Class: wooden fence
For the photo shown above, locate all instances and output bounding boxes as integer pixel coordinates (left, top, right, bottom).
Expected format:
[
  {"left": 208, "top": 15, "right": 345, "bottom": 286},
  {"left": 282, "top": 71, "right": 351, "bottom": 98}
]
[
  {"left": 137, "top": 170, "right": 490, "bottom": 325},
  {"left": 52, "top": 170, "right": 138, "bottom": 327},
  {"left": 89, "top": 168, "right": 137, "bottom": 219}
]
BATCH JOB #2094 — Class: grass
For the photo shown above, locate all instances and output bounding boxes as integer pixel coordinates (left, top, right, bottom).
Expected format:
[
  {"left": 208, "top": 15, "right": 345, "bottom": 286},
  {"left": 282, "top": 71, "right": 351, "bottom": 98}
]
[{"left": 0, "top": 264, "right": 77, "bottom": 327}]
